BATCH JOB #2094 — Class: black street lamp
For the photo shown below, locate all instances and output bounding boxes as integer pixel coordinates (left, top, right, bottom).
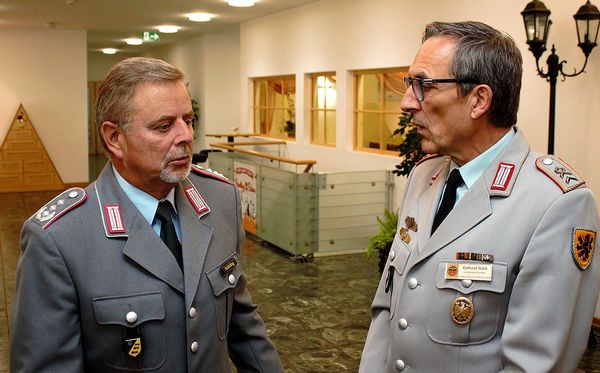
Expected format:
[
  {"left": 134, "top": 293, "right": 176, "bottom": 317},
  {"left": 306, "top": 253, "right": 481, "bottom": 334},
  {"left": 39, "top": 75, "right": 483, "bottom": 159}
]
[{"left": 521, "top": 0, "right": 600, "bottom": 154}]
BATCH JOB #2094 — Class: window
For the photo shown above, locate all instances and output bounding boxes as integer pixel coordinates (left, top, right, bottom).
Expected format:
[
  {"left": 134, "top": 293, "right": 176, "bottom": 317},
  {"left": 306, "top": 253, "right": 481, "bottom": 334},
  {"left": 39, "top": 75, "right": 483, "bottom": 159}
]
[
  {"left": 252, "top": 75, "right": 295, "bottom": 139},
  {"left": 355, "top": 67, "right": 409, "bottom": 154},
  {"left": 309, "top": 73, "right": 336, "bottom": 146}
]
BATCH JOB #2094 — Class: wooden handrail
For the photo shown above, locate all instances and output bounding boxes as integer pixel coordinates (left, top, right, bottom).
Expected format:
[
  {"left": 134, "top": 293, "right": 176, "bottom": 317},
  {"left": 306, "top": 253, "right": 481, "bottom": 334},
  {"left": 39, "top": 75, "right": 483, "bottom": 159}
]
[{"left": 209, "top": 141, "right": 316, "bottom": 173}]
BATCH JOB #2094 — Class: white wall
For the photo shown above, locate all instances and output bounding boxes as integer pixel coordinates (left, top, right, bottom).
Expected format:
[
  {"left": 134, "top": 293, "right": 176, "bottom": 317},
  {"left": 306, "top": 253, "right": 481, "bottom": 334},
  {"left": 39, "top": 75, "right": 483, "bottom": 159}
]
[
  {"left": 0, "top": 28, "right": 88, "bottom": 183},
  {"left": 240, "top": 0, "right": 600, "bottom": 315},
  {"left": 240, "top": 0, "right": 600, "bottom": 211}
]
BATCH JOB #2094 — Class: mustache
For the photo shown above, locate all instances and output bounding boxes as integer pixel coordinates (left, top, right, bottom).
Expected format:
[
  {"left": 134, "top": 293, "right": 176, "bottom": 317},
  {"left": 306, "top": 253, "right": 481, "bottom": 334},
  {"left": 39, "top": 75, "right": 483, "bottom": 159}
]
[{"left": 165, "top": 146, "right": 192, "bottom": 162}]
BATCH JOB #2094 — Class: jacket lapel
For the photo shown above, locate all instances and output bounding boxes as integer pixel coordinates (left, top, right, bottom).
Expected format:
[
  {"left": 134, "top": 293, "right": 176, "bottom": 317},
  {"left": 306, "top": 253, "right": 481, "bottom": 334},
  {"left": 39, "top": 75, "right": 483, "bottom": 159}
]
[
  {"left": 94, "top": 163, "right": 184, "bottom": 293},
  {"left": 413, "top": 128, "right": 530, "bottom": 266},
  {"left": 416, "top": 158, "right": 449, "bottom": 249},
  {"left": 177, "top": 179, "right": 213, "bottom": 311}
]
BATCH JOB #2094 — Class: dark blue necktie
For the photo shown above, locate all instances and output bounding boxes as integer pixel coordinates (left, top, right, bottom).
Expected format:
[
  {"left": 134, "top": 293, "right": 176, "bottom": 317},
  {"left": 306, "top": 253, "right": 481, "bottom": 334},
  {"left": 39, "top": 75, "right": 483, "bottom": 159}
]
[{"left": 155, "top": 201, "right": 183, "bottom": 270}]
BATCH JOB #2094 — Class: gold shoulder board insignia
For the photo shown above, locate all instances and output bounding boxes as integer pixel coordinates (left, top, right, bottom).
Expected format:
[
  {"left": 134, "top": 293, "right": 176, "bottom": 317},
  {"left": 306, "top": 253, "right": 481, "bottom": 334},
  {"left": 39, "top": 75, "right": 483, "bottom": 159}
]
[
  {"left": 191, "top": 164, "right": 233, "bottom": 185},
  {"left": 535, "top": 155, "right": 585, "bottom": 193},
  {"left": 31, "top": 187, "right": 87, "bottom": 229},
  {"left": 572, "top": 228, "right": 596, "bottom": 270}
]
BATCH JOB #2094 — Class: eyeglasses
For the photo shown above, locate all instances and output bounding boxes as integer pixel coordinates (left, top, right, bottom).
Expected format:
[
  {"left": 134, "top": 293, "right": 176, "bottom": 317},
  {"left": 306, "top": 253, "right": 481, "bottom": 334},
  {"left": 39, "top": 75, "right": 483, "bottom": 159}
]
[{"left": 403, "top": 76, "right": 478, "bottom": 102}]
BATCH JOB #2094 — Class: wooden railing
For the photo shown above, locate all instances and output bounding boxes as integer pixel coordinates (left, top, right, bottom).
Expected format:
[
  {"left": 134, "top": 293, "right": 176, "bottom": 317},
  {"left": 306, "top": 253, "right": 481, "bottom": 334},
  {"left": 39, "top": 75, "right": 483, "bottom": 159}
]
[{"left": 209, "top": 141, "right": 317, "bottom": 173}]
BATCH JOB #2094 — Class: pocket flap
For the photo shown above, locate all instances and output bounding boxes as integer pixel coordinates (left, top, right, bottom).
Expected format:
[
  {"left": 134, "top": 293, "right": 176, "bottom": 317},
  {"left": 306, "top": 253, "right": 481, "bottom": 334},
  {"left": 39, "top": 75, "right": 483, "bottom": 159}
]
[
  {"left": 207, "top": 255, "right": 242, "bottom": 296},
  {"left": 436, "top": 261, "right": 507, "bottom": 294},
  {"left": 92, "top": 291, "right": 165, "bottom": 328}
]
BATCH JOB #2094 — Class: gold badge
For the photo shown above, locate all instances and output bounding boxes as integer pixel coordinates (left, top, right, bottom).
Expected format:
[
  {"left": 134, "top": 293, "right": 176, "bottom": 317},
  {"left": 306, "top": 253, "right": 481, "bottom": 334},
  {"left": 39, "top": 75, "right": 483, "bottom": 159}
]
[
  {"left": 572, "top": 228, "right": 596, "bottom": 270},
  {"left": 405, "top": 216, "right": 418, "bottom": 232},
  {"left": 450, "top": 296, "right": 474, "bottom": 325},
  {"left": 126, "top": 337, "right": 142, "bottom": 357},
  {"left": 399, "top": 227, "right": 411, "bottom": 244},
  {"left": 446, "top": 264, "right": 459, "bottom": 278}
]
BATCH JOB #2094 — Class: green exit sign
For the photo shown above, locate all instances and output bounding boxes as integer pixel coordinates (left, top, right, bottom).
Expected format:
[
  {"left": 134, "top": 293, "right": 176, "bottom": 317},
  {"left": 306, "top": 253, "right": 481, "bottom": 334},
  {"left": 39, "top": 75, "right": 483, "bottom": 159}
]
[{"left": 143, "top": 32, "right": 160, "bottom": 42}]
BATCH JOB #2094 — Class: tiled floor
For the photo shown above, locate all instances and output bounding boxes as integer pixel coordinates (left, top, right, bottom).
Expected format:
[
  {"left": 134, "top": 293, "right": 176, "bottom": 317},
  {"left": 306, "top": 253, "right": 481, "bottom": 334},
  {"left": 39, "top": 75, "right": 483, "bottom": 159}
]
[{"left": 0, "top": 156, "right": 599, "bottom": 372}]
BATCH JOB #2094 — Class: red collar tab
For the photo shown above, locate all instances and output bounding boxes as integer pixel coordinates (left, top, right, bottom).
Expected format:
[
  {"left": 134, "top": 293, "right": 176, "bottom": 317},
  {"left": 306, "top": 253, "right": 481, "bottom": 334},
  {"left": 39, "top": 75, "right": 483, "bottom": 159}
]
[
  {"left": 103, "top": 204, "right": 126, "bottom": 233},
  {"left": 184, "top": 186, "right": 210, "bottom": 216},
  {"left": 490, "top": 162, "right": 515, "bottom": 191}
]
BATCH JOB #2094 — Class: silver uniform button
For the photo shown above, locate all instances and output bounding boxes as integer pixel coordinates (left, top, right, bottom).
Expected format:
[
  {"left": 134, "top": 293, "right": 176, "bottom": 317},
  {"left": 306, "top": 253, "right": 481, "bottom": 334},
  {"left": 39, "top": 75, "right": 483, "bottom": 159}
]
[
  {"left": 228, "top": 274, "right": 236, "bottom": 285},
  {"left": 395, "top": 359, "right": 406, "bottom": 371},
  {"left": 190, "top": 341, "right": 199, "bottom": 353},
  {"left": 125, "top": 311, "right": 138, "bottom": 324},
  {"left": 407, "top": 277, "right": 418, "bottom": 289},
  {"left": 189, "top": 307, "right": 197, "bottom": 318},
  {"left": 542, "top": 157, "right": 553, "bottom": 165},
  {"left": 461, "top": 279, "right": 473, "bottom": 288},
  {"left": 389, "top": 250, "right": 396, "bottom": 260},
  {"left": 398, "top": 318, "right": 408, "bottom": 330},
  {"left": 68, "top": 191, "right": 78, "bottom": 198}
]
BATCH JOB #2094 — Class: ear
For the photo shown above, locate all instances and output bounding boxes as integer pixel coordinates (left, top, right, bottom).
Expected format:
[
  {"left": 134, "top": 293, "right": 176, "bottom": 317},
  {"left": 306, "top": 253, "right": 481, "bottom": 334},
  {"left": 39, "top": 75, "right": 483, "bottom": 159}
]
[
  {"left": 470, "top": 84, "right": 493, "bottom": 120},
  {"left": 101, "top": 121, "right": 124, "bottom": 159}
]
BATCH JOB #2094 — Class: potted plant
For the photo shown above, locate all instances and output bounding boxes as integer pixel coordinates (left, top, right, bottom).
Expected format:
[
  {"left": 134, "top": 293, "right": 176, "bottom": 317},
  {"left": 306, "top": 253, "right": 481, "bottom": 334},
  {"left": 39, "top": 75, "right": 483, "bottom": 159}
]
[{"left": 367, "top": 112, "right": 425, "bottom": 273}]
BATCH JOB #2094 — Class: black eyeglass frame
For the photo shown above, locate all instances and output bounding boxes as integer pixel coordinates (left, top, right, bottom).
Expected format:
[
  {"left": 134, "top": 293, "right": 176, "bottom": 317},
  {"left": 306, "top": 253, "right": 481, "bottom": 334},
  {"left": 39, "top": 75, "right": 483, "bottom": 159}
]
[{"left": 403, "top": 76, "right": 479, "bottom": 102}]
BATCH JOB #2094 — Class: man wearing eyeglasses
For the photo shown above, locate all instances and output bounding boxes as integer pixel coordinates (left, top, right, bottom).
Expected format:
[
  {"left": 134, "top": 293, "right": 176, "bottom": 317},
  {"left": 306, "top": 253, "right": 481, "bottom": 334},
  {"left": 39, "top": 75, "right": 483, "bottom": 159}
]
[{"left": 360, "top": 21, "right": 599, "bottom": 373}]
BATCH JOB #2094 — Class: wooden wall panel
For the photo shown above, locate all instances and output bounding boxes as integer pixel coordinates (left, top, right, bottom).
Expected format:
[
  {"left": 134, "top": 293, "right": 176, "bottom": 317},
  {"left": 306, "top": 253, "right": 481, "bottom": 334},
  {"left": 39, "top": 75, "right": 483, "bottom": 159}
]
[{"left": 0, "top": 105, "right": 65, "bottom": 193}]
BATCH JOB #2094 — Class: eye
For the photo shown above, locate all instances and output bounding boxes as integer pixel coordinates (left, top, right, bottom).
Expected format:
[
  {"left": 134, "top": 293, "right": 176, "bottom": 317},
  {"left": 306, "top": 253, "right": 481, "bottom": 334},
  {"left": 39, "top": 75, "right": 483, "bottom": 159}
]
[{"left": 157, "top": 122, "right": 171, "bottom": 131}]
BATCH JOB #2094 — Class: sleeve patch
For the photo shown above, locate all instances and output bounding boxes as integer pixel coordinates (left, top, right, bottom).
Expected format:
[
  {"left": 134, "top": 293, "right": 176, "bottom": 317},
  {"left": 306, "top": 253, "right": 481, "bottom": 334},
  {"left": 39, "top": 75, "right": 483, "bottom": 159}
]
[
  {"left": 31, "top": 187, "right": 87, "bottom": 229},
  {"left": 535, "top": 155, "right": 585, "bottom": 193},
  {"left": 572, "top": 228, "right": 596, "bottom": 270}
]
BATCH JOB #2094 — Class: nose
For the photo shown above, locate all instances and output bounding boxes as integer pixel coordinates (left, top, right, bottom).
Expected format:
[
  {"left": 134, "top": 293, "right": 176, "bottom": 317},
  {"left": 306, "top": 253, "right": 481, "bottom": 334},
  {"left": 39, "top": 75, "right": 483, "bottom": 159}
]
[
  {"left": 174, "top": 118, "right": 194, "bottom": 145},
  {"left": 400, "top": 85, "right": 421, "bottom": 114}
]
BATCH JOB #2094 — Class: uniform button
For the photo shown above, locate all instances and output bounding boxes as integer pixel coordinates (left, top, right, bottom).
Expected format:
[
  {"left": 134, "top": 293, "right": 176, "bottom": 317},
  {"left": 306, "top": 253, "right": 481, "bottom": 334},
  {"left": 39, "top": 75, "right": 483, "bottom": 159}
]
[
  {"left": 461, "top": 279, "right": 473, "bottom": 288},
  {"left": 398, "top": 318, "right": 408, "bottom": 330},
  {"left": 542, "top": 157, "right": 553, "bottom": 165},
  {"left": 189, "top": 307, "right": 197, "bottom": 318},
  {"left": 228, "top": 274, "right": 236, "bottom": 285},
  {"left": 395, "top": 359, "right": 406, "bottom": 371},
  {"left": 190, "top": 341, "right": 199, "bottom": 353},
  {"left": 125, "top": 311, "right": 138, "bottom": 324},
  {"left": 407, "top": 277, "right": 418, "bottom": 289},
  {"left": 68, "top": 191, "right": 79, "bottom": 198},
  {"left": 389, "top": 250, "right": 396, "bottom": 260}
]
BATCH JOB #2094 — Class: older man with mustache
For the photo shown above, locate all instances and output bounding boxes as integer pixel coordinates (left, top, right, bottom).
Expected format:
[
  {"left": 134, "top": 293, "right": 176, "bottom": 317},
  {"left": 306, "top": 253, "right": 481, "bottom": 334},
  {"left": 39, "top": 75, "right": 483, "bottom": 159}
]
[{"left": 10, "top": 57, "right": 284, "bottom": 373}]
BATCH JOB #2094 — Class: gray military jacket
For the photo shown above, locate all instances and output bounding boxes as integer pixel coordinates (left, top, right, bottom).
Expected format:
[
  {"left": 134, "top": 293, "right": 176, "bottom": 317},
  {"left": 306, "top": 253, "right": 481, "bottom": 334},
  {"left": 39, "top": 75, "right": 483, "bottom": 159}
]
[
  {"left": 10, "top": 163, "right": 284, "bottom": 372},
  {"left": 360, "top": 128, "right": 600, "bottom": 372}
]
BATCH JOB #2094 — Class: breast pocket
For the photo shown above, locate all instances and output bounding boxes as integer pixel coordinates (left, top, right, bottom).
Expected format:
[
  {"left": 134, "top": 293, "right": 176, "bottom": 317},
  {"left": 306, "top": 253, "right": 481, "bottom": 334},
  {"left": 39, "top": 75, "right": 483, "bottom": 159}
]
[
  {"left": 206, "top": 254, "right": 243, "bottom": 340},
  {"left": 426, "top": 261, "right": 508, "bottom": 346},
  {"left": 92, "top": 291, "right": 166, "bottom": 370}
]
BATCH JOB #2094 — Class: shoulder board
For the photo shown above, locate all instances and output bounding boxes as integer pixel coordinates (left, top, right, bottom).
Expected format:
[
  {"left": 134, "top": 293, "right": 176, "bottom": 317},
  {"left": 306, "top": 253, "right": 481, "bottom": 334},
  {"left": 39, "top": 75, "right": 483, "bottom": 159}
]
[
  {"left": 415, "top": 153, "right": 444, "bottom": 167},
  {"left": 30, "top": 187, "right": 87, "bottom": 229},
  {"left": 535, "top": 155, "right": 585, "bottom": 193},
  {"left": 191, "top": 164, "right": 233, "bottom": 185}
]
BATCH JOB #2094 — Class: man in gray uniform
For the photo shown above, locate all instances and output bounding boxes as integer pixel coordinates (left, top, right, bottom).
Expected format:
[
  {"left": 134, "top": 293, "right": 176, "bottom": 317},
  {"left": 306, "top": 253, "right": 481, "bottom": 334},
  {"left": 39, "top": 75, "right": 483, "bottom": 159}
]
[
  {"left": 360, "top": 21, "right": 599, "bottom": 372},
  {"left": 10, "top": 57, "right": 284, "bottom": 372}
]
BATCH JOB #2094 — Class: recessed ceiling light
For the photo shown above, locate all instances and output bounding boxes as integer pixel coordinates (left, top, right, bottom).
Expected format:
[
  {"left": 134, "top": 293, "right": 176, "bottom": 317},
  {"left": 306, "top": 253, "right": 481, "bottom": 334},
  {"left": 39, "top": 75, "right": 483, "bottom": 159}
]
[
  {"left": 158, "top": 25, "right": 179, "bottom": 33},
  {"left": 187, "top": 12, "right": 213, "bottom": 22},
  {"left": 227, "top": 0, "right": 255, "bottom": 7},
  {"left": 125, "top": 38, "right": 143, "bottom": 45},
  {"left": 102, "top": 48, "right": 117, "bottom": 55}
]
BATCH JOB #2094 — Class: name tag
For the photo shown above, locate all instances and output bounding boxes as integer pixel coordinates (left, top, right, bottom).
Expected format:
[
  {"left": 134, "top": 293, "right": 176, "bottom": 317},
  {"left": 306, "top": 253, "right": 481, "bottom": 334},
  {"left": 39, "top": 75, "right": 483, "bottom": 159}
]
[{"left": 445, "top": 262, "right": 492, "bottom": 281}]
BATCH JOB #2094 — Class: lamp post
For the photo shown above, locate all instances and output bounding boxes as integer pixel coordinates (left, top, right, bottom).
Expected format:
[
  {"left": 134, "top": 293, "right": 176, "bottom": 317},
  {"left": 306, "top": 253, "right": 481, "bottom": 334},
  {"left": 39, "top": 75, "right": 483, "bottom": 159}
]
[{"left": 521, "top": 0, "right": 600, "bottom": 154}]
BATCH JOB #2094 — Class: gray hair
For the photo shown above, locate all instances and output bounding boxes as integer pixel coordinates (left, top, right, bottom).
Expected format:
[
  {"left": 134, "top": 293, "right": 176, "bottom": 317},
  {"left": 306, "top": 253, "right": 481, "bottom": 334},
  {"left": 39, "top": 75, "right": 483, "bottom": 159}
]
[
  {"left": 423, "top": 21, "right": 522, "bottom": 128},
  {"left": 95, "top": 57, "right": 185, "bottom": 152}
]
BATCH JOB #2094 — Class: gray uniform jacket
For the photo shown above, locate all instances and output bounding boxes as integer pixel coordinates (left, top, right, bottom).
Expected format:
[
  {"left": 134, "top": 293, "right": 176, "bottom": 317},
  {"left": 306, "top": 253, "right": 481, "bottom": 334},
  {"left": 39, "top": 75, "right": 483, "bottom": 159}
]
[
  {"left": 10, "top": 163, "right": 284, "bottom": 373},
  {"left": 360, "top": 128, "right": 600, "bottom": 373}
]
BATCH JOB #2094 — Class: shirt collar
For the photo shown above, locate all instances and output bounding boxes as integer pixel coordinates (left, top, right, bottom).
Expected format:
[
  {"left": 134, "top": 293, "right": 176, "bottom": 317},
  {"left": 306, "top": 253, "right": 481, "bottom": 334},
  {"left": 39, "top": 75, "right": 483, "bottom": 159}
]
[
  {"left": 112, "top": 165, "right": 177, "bottom": 226},
  {"left": 453, "top": 127, "right": 515, "bottom": 189}
]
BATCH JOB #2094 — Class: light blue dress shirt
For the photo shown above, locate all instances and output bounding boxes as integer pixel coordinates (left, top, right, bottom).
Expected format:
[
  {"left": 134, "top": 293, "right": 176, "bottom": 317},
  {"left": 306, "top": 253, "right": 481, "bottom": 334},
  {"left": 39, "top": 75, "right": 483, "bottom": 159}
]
[
  {"left": 448, "top": 127, "right": 515, "bottom": 204},
  {"left": 113, "top": 166, "right": 182, "bottom": 241}
]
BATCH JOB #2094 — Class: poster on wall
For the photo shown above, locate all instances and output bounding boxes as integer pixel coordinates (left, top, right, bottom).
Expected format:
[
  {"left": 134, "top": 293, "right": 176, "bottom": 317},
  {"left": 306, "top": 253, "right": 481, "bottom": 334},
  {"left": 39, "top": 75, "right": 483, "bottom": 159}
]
[{"left": 234, "top": 161, "right": 257, "bottom": 234}]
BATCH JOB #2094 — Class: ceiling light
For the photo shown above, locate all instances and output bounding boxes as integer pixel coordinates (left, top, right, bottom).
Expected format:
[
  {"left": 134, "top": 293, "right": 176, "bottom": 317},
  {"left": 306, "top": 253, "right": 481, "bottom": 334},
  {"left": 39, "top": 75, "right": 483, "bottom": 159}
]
[
  {"left": 125, "top": 38, "right": 143, "bottom": 45},
  {"left": 158, "top": 25, "right": 179, "bottom": 33},
  {"left": 102, "top": 48, "right": 117, "bottom": 55},
  {"left": 187, "top": 13, "right": 213, "bottom": 22},
  {"left": 227, "top": 0, "right": 255, "bottom": 7}
]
